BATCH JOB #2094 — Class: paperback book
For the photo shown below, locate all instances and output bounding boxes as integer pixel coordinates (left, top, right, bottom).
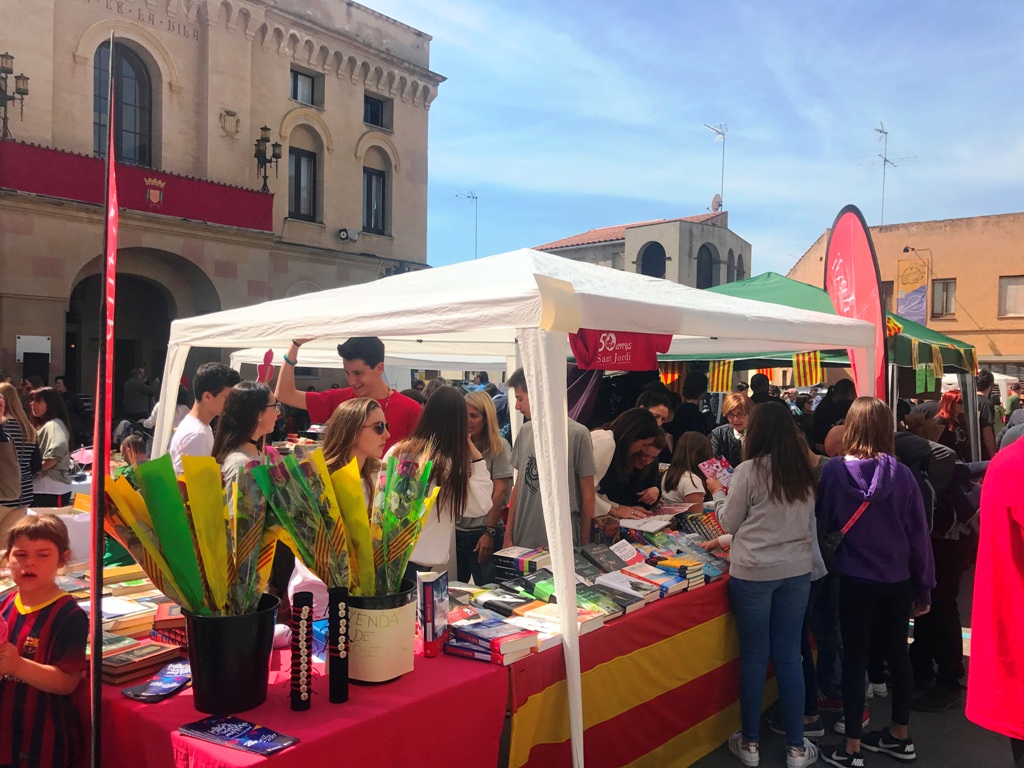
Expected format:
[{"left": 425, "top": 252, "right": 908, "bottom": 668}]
[
  {"left": 579, "top": 543, "right": 628, "bottom": 574},
  {"left": 451, "top": 617, "right": 538, "bottom": 655},
  {"left": 417, "top": 571, "right": 450, "bottom": 657},
  {"left": 178, "top": 716, "right": 300, "bottom": 756},
  {"left": 442, "top": 638, "right": 532, "bottom": 665}
]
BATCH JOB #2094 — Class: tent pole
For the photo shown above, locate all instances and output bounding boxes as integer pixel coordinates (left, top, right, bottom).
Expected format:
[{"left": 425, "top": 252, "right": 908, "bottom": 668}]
[{"left": 518, "top": 328, "right": 585, "bottom": 768}]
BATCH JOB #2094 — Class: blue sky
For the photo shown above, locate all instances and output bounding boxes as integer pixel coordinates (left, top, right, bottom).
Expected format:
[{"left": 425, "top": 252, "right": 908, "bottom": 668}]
[{"left": 372, "top": 1, "right": 1024, "bottom": 275}]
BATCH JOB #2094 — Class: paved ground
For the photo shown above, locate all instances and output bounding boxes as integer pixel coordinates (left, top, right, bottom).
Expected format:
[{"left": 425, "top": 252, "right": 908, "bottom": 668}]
[{"left": 694, "top": 568, "right": 1015, "bottom": 767}]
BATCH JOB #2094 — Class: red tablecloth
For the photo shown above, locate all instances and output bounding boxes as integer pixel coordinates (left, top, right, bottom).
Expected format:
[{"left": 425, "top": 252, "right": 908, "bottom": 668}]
[
  {"left": 507, "top": 578, "right": 745, "bottom": 768},
  {"left": 100, "top": 648, "right": 508, "bottom": 768}
]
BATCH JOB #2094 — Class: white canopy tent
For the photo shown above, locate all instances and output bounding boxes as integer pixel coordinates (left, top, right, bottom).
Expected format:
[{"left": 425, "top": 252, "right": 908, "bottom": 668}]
[{"left": 155, "top": 248, "right": 877, "bottom": 767}]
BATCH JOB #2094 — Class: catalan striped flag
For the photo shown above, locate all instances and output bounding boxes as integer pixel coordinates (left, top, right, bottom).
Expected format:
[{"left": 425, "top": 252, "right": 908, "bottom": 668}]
[
  {"left": 756, "top": 368, "right": 774, "bottom": 382},
  {"left": 792, "top": 351, "right": 823, "bottom": 387},
  {"left": 885, "top": 315, "right": 904, "bottom": 338},
  {"left": 708, "top": 360, "right": 734, "bottom": 393}
]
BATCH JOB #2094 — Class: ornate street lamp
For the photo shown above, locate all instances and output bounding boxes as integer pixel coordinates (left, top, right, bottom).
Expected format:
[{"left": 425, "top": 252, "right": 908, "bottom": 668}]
[
  {"left": 253, "top": 125, "right": 282, "bottom": 193},
  {"left": 0, "top": 52, "right": 30, "bottom": 139}
]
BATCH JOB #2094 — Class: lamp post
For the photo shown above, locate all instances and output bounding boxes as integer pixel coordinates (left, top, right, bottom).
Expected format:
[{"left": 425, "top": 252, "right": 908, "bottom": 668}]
[
  {"left": 0, "top": 52, "right": 30, "bottom": 140},
  {"left": 253, "top": 125, "right": 282, "bottom": 193},
  {"left": 456, "top": 190, "right": 478, "bottom": 259}
]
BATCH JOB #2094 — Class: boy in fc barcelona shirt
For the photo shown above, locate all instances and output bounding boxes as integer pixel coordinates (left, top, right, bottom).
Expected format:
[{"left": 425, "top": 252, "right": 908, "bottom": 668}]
[{"left": 0, "top": 515, "right": 88, "bottom": 768}]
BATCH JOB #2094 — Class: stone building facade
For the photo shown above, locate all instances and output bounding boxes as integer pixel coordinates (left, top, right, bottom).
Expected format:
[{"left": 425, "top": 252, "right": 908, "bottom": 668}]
[
  {"left": 534, "top": 212, "right": 752, "bottom": 289},
  {"left": 0, "top": 0, "right": 442, "bottom": 403},
  {"left": 788, "top": 212, "right": 1024, "bottom": 379}
]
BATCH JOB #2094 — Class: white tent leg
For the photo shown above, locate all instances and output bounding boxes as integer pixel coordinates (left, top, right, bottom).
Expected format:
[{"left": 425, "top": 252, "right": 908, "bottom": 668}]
[
  {"left": 518, "top": 327, "right": 584, "bottom": 768},
  {"left": 153, "top": 343, "right": 189, "bottom": 458}
]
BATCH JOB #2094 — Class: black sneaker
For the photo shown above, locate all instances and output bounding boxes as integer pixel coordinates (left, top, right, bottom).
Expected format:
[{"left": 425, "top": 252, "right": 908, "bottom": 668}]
[
  {"left": 861, "top": 727, "right": 917, "bottom": 761},
  {"left": 821, "top": 745, "right": 865, "bottom": 767},
  {"left": 768, "top": 713, "right": 825, "bottom": 739},
  {"left": 912, "top": 684, "right": 962, "bottom": 713}
]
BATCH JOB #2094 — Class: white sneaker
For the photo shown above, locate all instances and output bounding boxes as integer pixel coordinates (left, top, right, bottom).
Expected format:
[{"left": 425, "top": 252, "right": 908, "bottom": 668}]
[
  {"left": 787, "top": 738, "right": 820, "bottom": 767},
  {"left": 869, "top": 682, "right": 888, "bottom": 698},
  {"left": 729, "top": 731, "right": 760, "bottom": 766}
]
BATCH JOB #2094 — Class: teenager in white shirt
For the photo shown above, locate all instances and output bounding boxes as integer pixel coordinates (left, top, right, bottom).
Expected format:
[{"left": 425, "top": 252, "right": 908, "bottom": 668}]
[{"left": 169, "top": 363, "right": 240, "bottom": 474}]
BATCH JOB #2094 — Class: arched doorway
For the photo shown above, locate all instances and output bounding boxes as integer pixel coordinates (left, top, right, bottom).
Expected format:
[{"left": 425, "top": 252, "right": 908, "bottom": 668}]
[
  {"left": 696, "top": 243, "right": 721, "bottom": 289},
  {"left": 66, "top": 248, "right": 221, "bottom": 417},
  {"left": 638, "top": 241, "right": 667, "bottom": 279}
]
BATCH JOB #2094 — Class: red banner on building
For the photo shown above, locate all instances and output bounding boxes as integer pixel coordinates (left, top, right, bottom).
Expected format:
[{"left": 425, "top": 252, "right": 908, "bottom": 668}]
[
  {"left": 824, "top": 206, "right": 888, "bottom": 399},
  {"left": 569, "top": 329, "right": 671, "bottom": 371}
]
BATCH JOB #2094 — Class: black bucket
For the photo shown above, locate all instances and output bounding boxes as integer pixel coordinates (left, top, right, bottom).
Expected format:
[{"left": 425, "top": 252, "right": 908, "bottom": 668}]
[
  {"left": 347, "top": 579, "right": 417, "bottom": 683},
  {"left": 185, "top": 594, "right": 279, "bottom": 714}
]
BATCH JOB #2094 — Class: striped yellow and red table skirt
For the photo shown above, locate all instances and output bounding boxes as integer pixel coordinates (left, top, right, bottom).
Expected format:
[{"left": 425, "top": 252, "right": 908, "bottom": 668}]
[{"left": 507, "top": 578, "right": 749, "bottom": 768}]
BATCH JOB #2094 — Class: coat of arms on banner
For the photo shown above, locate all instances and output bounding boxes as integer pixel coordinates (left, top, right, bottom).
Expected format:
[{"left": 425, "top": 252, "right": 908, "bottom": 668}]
[{"left": 144, "top": 177, "right": 166, "bottom": 205}]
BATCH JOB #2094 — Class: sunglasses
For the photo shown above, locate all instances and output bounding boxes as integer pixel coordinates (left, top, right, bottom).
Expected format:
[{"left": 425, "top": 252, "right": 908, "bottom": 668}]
[{"left": 364, "top": 421, "right": 389, "bottom": 435}]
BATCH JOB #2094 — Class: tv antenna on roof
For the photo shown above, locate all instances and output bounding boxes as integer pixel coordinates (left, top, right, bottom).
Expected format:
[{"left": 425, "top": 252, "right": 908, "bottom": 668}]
[{"left": 704, "top": 122, "right": 727, "bottom": 209}]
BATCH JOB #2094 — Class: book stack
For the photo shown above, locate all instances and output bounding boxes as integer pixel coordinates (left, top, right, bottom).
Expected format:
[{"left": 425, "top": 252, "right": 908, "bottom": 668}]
[
  {"left": 669, "top": 534, "right": 728, "bottom": 582},
  {"left": 78, "top": 595, "right": 160, "bottom": 638},
  {"left": 671, "top": 507, "right": 727, "bottom": 542},
  {"left": 492, "top": 546, "right": 552, "bottom": 581},
  {"left": 150, "top": 602, "right": 189, "bottom": 648},
  {"left": 517, "top": 601, "right": 606, "bottom": 635},
  {"left": 503, "top": 568, "right": 557, "bottom": 604},
  {"left": 650, "top": 556, "right": 705, "bottom": 591},
  {"left": 620, "top": 563, "right": 687, "bottom": 597},
  {"left": 101, "top": 639, "right": 183, "bottom": 684},
  {"left": 470, "top": 586, "right": 539, "bottom": 618},
  {"left": 594, "top": 570, "right": 660, "bottom": 604},
  {"left": 578, "top": 543, "right": 629, "bottom": 574},
  {"left": 444, "top": 615, "right": 539, "bottom": 665}
]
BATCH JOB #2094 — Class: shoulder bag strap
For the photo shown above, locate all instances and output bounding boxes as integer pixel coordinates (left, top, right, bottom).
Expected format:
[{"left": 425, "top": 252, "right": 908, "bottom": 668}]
[{"left": 840, "top": 501, "right": 870, "bottom": 535}]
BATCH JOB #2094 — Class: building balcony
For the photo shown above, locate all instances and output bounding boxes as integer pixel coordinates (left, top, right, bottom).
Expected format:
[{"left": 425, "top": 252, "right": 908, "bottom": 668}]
[{"left": 0, "top": 140, "right": 272, "bottom": 232}]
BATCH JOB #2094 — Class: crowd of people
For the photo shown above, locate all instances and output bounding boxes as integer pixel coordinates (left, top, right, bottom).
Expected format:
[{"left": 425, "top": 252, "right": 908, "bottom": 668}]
[{"left": 1, "top": 348, "right": 1023, "bottom": 768}]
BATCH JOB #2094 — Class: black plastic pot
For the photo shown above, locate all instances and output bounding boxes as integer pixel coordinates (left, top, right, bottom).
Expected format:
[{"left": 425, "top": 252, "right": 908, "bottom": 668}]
[{"left": 185, "top": 594, "right": 279, "bottom": 714}]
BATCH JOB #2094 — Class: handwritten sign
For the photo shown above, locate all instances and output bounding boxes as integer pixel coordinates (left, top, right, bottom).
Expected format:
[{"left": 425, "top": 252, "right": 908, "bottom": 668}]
[{"left": 347, "top": 601, "right": 415, "bottom": 682}]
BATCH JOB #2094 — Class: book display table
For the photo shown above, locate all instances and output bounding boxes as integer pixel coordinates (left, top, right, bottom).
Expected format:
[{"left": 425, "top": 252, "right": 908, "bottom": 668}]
[
  {"left": 505, "top": 578, "right": 740, "bottom": 768},
  {"left": 99, "top": 648, "right": 507, "bottom": 767}
]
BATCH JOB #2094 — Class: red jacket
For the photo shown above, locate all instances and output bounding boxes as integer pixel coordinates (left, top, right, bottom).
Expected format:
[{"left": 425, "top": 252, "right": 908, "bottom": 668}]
[{"left": 967, "top": 438, "right": 1024, "bottom": 739}]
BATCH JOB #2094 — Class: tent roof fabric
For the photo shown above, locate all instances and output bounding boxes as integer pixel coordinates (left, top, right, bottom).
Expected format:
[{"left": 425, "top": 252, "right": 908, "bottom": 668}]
[
  {"left": 700, "top": 272, "right": 976, "bottom": 373},
  {"left": 533, "top": 212, "right": 726, "bottom": 251},
  {"left": 165, "top": 250, "right": 875, "bottom": 356}
]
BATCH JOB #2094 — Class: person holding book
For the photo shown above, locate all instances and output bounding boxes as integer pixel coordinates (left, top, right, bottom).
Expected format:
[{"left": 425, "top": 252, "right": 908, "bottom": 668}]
[
  {"left": 706, "top": 400, "right": 819, "bottom": 768},
  {"left": 505, "top": 367, "right": 597, "bottom": 548},
  {"left": 459, "top": 391, "right": 513, "bottom": 584},
  {"left": 391, "top": 386, "right": 493, "bottom": 579},
  {"left": 662, "top": 431, "right": 713, "bottom": 504},
  {"left": 289, "top": 397, "right": 389, "bottom": 616},
  {"left": 710, "top": 392, "right": 751, "bottom": 470},
  {"left": 0, "top": 515, "right": 88, "bottom": 768},
  {"left": 816, "top": 397, "right": 934, "bottom": 767},
  {"left": 213, "top": 382, "right": 281, "bottom": 485}
]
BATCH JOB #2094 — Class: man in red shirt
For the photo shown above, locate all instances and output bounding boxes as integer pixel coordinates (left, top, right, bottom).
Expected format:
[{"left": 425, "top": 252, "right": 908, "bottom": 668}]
[{"left": 275, "top": 336, "right": 421, "bottom": 451}]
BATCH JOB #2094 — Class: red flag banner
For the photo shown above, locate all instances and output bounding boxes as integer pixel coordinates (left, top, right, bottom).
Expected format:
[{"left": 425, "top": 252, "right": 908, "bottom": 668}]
[
  {"left": 708, "top": 360, "right": 734, "bottom": 393},
  {"left": 756, "top": 368, "right": 773, "bottom": 382},
  {"left": 792, "top": 351, "right": 822, "bottom": 387},
  {"left": 824, "top": 205, "right": 888, "bottom": 399},
  {"left": 569, "top": 329, "right": 671, "bottom": 371},
  {"left": 90, "top": 37, "right": 119, "bottom": 766}
]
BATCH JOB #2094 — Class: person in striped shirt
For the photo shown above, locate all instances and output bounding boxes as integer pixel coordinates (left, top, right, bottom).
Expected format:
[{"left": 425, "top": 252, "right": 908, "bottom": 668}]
[{"left": 0, "top": 515, "right": 88, "bottom": 768}]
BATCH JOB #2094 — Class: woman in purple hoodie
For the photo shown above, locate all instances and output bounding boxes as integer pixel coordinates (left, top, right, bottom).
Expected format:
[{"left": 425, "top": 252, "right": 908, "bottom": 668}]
[{"left": 818, "top": 397, "right": 935, "bottom": 768}]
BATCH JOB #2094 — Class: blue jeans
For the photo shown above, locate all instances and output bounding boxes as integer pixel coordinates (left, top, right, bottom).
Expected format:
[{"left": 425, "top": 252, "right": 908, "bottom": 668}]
[{"left": 729, "top": 574, "right": 811, "bottom": 747}]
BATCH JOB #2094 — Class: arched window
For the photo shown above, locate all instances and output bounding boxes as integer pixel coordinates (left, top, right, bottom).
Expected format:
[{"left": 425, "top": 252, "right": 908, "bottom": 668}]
[
  {"left": 727, "top": 249, "right": 736, "bottom": 282},
  {"left": 638, "top": 241, "right": 667, "bottom": 279},
  {"left": 696, "top": 243, "right": 720, "bottom": 289},
  {"left": 736, "top": 253, "right": 746, "bottom": 281},
  {"left": 94, "top": 41, "right": 153, "bottom": 166}
]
